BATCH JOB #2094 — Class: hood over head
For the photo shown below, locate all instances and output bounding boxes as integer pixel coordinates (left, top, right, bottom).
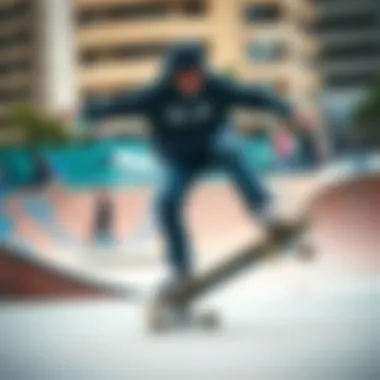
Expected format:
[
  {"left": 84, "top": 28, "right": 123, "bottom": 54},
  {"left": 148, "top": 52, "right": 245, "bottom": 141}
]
[{"left": 162, "top": 41, "right": 207, "bottom": 80}]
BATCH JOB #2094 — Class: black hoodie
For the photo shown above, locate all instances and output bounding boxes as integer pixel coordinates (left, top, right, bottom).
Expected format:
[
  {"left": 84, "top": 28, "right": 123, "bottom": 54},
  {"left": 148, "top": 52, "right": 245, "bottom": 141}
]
[{"left": 84, "top": 42, "right": 293, "bottom": 161}]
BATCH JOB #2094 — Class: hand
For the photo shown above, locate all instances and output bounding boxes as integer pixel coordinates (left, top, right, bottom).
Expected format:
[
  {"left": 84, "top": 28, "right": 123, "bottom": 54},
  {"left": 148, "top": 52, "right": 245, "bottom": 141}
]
[
  {"left": 292, "top": 108, "right": 331, "bottom": 164},
  {"left": 292, "top": 107, "right": 319, "bottom": 132}
]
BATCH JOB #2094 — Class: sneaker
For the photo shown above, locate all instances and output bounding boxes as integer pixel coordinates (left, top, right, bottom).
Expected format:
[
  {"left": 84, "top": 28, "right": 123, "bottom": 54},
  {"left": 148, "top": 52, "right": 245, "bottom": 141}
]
[
  {"left": 157, "top": 273, "right": 193, "bottom": 299},
  {"left": 256, "top": 204, "right": 293, "bottom": 239}
]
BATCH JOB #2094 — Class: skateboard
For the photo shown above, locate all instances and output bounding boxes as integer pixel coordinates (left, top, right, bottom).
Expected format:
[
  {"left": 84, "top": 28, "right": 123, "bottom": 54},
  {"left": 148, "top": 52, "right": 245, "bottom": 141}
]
[{"left": 147, "top": 216, "right": 313, "bottom": 332}]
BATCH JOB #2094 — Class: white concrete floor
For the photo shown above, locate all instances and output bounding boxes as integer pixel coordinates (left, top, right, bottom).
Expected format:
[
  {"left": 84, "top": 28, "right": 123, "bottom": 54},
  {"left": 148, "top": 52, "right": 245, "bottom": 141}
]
[{"left": 0, "top": 256, "right": 379, "bottom": 380}]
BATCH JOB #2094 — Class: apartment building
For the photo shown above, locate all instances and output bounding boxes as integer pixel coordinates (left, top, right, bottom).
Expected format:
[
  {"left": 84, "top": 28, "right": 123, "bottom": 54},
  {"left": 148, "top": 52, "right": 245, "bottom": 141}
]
[
  {"left": 0, "top": 0, "right": 319, "bottom": 136},
  {"left": 312, "top": 0, "right": 380, "bottom": 124},
  {"left": 0, "top": 1, "right": 39, "bottom": 109},
  {"left": 75, "top": 0, "right": 319, "bottom": 105},
  {"left": 0, "top": 0, "right": 77, "bottom": 143}
]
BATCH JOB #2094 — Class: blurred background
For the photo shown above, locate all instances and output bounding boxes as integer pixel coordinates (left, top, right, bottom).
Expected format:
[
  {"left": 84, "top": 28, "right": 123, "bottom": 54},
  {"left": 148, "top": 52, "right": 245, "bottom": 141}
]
[
  {"left": 0, "top": 0, "right": 379, "bottom": 252},
  {"left": 0, "top": 0, "right": 378, "bottom": 180},
  {"left": 0, "top": 1, "right": 379, "bottom": 379}
]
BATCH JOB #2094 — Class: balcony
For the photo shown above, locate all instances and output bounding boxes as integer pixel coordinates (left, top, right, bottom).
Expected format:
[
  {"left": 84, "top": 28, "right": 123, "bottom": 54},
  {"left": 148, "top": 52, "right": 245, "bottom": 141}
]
[
  {"left": 314, "top": 11, "right": 377, "bottom": 34},
  {"left": 76, "top": 0, "right": 171, "bottom": 10},
  {"left": 321, "top": 42, "right": 378, "bottom": 62},
  {"left": 77, "top": 18, "right": 212, "bottom": 49},
  {"left": 319, "top": 30, "right": 380, "bottom": 47},
  {"left": 245, "top": 24, "right": 321, "bottom": 56},
  {"left": 0, "top": 16, "right": 31, "bottom": 39},
  {"left": 315, "top": 0, "right": 375, "bottom": 18},
  {"left": 320, "top": 58, "right": 380, "bottom": 77},
  {"left": 0, "top": 72, "right": 33, "bottom": 91},
  {"left": 0, "top": 45, "right": 33, "bottom": 65},
  {"left": 325, "top": 72, "right": 378, "bottom": 90},
  {"left": 78, "top": 60, "right": 159, "bottom": 92}
]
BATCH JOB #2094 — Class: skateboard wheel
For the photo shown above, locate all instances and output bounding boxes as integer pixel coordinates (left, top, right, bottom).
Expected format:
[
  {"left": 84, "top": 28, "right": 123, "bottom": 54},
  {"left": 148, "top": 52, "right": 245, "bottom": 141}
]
[
  {"left": 199, "top": 310, "right": 220, "bottom": 330},
  {"left": 147, "top": 302, "right": 166, "bottom": 332},
  {"left": 147, "top": 298, "right": 179, "bottom": 332},
  {"left": 147, "top": 298, "right": 191, "bottom": 333}
]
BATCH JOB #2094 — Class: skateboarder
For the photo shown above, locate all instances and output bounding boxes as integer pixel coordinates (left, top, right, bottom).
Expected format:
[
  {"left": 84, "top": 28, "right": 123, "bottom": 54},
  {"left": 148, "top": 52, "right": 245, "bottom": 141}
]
[{"left": 83, "top": 42, "right": 316, "bottom": 293}]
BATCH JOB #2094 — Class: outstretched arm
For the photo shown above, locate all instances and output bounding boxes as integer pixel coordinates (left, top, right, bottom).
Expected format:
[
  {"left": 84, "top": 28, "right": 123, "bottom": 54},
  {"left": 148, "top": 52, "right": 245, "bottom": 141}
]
[
  {"left": 83, "top": 86, "right": 156, "bottom": 122},
  {"left": 79, "top": 86, "right": 156, "bottom": 139},
  {"left": 221, "top": 79, "right": 294, "bottom": 120},
  {"left": 220, "top": 78, "right": 329, "bottom": 162}
]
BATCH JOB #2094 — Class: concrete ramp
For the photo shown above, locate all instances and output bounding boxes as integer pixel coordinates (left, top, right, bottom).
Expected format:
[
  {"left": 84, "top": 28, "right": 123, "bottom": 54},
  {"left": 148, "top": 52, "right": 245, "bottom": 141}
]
[
  {"left": 0, "top": 243, "right": 134, "bottom": 299},
  {"left": 309, "top": 156, "right": 380, "bottom": 270},
  {"left": 1, "top": 156, "right": 379, "bottom": 300}
]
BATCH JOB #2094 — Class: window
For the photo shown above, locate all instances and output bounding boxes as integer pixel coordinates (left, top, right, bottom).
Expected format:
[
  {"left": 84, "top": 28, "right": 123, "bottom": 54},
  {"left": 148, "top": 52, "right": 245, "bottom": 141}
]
[
  {"left": 0, "top": 35, "right": 31, "bottom": 52},
  {"left": 326, "top": 72, "right": 377, "bottom": 89},
  {"left": 105, "top": 3, "right": 169, "bottom": 21},
  {"left": 0, "top": 60, "right": 32, "bottom": 74},
  {"left": 0, "top": 31, "right": 31, "bottom": 46},
  {"left": 322, "top": 42, "right": 378, "bottom": 61},
  {"left": 245, "top": 4, "right": 282, "bottom": 24},
  {"left": 77, "top": 0, "right": 206, "bottom": 25},
  {"left": 77, "top": 10, "right": 99, "bottom": 25},
  {"left": 14, "top": 87, "right": 32, "bottom": 101},
  {"left": 0, "top": 1, "right": 32, "bottom": 21},
  {"left": 182, "top": 0, "right": 206, "bottom": 16},
  {"left": 247, "top": 40, "right": 286, "bottom": 63},
  {"left": 11, "top": 1, "right": 33, "bottom": 17},
  {"left": 80, "top": 50, "right": 103, "bottom": 65},
  {"left": 111, "top": 44, "right": 167, "bottom": 61},
  {"left": 0, "top": 87, "right": 32, "bottom": 102},
  {"left": 77, "top": 2, "right": 170, "bottom": 25},
  {"left": 80, "top": 43, "right": 168, "bottom": 65},
  {"left": 0, "top": 64, "right": 10, "bottom": 75},
  {"left": 314, "top": 13, "right": 376, "bottom": 33}
]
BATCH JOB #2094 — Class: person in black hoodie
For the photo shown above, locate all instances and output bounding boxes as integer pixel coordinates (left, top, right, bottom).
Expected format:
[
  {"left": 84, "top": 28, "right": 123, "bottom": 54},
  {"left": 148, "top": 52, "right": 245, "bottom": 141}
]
[{"left": 84, "top": 42, "right": 317, "bottom": 289}]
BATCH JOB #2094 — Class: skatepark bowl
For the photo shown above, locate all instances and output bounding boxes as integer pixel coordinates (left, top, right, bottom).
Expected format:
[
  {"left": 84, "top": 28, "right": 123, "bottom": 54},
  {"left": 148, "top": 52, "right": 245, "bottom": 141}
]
[{"left": 0, "top": 156, "right": 379, "bottom": 379}]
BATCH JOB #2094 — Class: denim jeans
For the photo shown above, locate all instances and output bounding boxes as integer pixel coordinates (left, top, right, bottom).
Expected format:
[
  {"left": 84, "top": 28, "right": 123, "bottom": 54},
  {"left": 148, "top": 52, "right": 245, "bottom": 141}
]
[{"left": 156, "top": 127, "right": 269, "bottom": 278}]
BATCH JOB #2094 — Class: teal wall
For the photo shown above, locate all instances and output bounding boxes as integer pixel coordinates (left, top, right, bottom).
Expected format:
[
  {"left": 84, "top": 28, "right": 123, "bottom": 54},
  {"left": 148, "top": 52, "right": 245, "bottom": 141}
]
[{"left": 0, "top": 137, "right": 276, "bottom": 189}]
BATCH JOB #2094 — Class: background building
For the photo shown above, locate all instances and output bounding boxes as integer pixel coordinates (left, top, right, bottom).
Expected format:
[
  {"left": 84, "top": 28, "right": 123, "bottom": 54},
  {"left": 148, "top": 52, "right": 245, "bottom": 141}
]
[
  {"left": 312, "top": 0, "right": 380, "bottom": 127},
  {"left": 0, "top": 0, "right": 320, "bottom": 138},
  {"left": 0, "top": 0, "right": 40, "bottom": 107},
  {"left": 74, "top": 0, "right": 319, "bottom": 131},
  {"left": 0, "top": 0, "right": 41, "bottom": 142},
  {"left": 75, "top": 0, "right": 318, "bottom": 98},
  {"left": 0, "top": 0, "right": 78, "bottom": 143}
]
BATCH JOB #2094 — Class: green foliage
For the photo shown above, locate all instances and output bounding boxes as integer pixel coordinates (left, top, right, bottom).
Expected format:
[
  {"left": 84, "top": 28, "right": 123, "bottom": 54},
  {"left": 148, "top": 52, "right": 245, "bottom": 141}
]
[
  {"left": 7, "top": 103, "right": 75, "bottom": 148},
  {"left": 223, "top": 67, "right": 238, "bottom": 80},
  {"left": 355, "top": 78, "right": 380, "bottom": 124},
  {"left": 353, "top": 76, "right": 380, "bottom": 146}
]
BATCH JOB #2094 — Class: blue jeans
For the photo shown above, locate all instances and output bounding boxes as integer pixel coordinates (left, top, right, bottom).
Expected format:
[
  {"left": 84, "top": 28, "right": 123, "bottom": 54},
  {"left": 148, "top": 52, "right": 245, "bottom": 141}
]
[{"left": 156, "top": 129, "right": 269, "bottom": 278}]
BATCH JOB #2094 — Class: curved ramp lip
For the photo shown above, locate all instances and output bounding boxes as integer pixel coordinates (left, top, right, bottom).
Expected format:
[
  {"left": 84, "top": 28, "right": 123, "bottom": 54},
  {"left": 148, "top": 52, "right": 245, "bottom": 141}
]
[
  {"left": 303, "top": 154, "right": 380, "bottom": 212},
  {"left": 0, "top": 241, "right": 142, "bottom": 300},
  {"left": 318, "top": 154, "right": 380, "bottom": 186}
]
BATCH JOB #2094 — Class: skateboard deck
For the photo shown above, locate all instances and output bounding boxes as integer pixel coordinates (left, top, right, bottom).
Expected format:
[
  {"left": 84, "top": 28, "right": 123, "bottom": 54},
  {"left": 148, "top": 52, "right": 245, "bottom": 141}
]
[{"left": 147, "top": 216, "right": 311, "bottom": 332}]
